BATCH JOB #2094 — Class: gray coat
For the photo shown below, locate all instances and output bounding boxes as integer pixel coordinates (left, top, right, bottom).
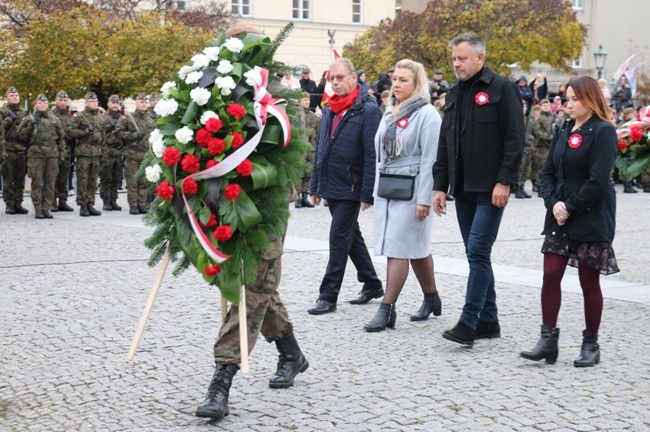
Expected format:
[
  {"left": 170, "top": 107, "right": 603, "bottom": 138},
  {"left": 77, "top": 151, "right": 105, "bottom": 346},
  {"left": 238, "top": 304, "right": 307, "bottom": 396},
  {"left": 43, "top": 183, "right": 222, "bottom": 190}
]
[{"left": 373, "top": 103, "right": 441, "bottom": 258}]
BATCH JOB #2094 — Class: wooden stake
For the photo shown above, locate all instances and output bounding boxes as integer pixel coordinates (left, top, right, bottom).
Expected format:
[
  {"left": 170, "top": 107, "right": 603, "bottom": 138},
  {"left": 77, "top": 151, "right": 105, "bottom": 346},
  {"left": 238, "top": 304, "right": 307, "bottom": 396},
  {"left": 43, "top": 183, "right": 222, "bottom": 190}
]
[
  {"left": 127, "top": 249, "right": 170, "bottom": 361},
  {"left": 238, "top": 279, "right": 249, "bottom": 374},
  {"left": 221, "top": 296, "right": 228, "bottom": 323}
]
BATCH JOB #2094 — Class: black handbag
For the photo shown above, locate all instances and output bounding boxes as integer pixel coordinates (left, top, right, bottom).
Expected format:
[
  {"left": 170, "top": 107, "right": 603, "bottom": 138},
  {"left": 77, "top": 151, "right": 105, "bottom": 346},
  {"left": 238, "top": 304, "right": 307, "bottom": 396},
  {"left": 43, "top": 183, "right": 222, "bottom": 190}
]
[{"left": 377, "top": 173, "right": 415, "bottom": 201}]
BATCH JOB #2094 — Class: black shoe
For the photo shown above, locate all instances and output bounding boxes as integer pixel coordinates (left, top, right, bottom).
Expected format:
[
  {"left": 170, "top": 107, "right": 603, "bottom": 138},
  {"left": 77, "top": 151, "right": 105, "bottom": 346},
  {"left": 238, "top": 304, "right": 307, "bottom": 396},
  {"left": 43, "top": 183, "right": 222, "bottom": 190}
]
[
  {"left": 475, "top": 320, "right": 500, "bottom": 339},
  {"left": 532, "top": 183, "right": 540, "bottom": 192},
  {"left": 111, "top": 201, "right": 122, "bottom": 211},
  {"left": 58, "top": 201, "right": 74, "bottom": 212},
  {"left": 410, "top": 292, "right": 442, "bottom": 321},
  {"left": 294, "top": 199, "right": 303, "bottom": 208},
  {"left": 102, "top": 202, "right": 113, "bottom": 211},
  {"left": 574, "top": 330, "right": 600, "bottom": 368},
  {"left": 43, "top": 210, "right": 54, "bottom": 219},
  {"left": 50, "top": 201, "right": 59, "bottom": 212},
  {"left": 363, "top": 303, "right": 396, "bottom": 332},
  {"left": 301, "top": 193, "right": 314, "bottom": 208},
  {"left": 35, "top": 211, "right": 45, "bottom": 219},
  {"left": 307, "top": 299, "right": 337, "bottom": 315},
  {"left": 195, "top": 364, "right": 238, "bottom": 420},
  {"left": 269, "top": 332, "right": 309, "bottom": 388},
  {"left": 14, "top": 204, "right": 29, "bottom": 214},
  {"left": 623, "top": 182, "right": 638, "bottom": 193},
  {"left": 138, "top": 204, "right": 148, "bottom": 214},
  {"left": 87, "top": 205, "right": 101, "bottom": 216},
  {"left": 5, "top": 207, "right": 16, "bottom": 215},
  {"left": 520, "top": 325, "right": 560, "bottom": 364},
  {"left": 515, "top": 187, "right": 531, "bottom": 199},
  {"left": 349, "top": 287, "right": 384, "bottom": 305},
  {"left": 79, "top": 205, "right": 90, "bottom": 217},
  {"left": 130, "top": 207, "right": 140, "bottom": 215},
  {"left": 442, "top": 322, "right": 476, "bottom": 346}
]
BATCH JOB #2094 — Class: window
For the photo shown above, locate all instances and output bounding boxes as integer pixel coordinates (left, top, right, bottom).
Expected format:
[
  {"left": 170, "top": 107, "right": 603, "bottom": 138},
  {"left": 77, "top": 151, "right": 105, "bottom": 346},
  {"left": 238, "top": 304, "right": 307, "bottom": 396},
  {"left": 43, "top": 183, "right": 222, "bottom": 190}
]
[
  {"left": 395, "top": 0, "right": 402, "bottom": 12},
  {"left": 571, "top": 56, "right": 583, "bottom": 69},
  {"left": 232, "top": 0, "right": 251, "bottom": 17},
  {"left": 175, "top": 1, "right": 186, "bottom": 11},
  {"left": 352, "top": 0, "right": 362, "bottom": 23},
  {"left": 571, "top": 0, "right": 583, "bottom": 10},
  {"left": 292, "top": 0, "right": 311, "bottom": 21}
]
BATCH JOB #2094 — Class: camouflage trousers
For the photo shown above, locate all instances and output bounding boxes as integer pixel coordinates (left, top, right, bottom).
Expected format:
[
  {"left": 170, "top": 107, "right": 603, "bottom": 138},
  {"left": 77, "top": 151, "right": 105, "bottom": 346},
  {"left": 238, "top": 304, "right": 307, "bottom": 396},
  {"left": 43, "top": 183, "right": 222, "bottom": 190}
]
[
  {"left": 214, "top": 255, "right": 293, "bottom": 365},
  {"left": 517, "top": 145, "right": 532, "bottom": 187},
  {"left": 75, "top": 156, "right": 100, "bottom": 206},
  {"left": 53, "top": 156, "right": 72, "bottom": 202},
  {"left": 124, "top": 157, "right": 147, "bottom": 208},
  {"left": 27, "top": 157, "right": 59, "bottom": 212},
  {"left": 1, "top": 150, "right": 27, "bottom": 207},
  {"left": 100, "top": 154, "right": 124, "bottom": 202},
  {"left": 530, "top": 146, "right": 549, "bottom": 185}
]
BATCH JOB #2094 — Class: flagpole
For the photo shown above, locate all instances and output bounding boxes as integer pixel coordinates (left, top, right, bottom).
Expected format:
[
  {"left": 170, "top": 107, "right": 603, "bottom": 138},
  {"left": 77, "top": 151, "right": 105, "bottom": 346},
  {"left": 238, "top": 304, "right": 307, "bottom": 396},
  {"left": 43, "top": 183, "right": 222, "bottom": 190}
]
[{"left": 238, "top": 261, "right": 249, "bottom": 374}]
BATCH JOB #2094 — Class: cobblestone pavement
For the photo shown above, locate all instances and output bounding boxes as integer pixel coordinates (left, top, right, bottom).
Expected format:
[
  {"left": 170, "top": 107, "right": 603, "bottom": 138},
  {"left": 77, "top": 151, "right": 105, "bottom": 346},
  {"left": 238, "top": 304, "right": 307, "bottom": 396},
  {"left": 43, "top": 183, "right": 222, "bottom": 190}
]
[{"left": 1, "top": 183, "right": 649, "bottom": 431}]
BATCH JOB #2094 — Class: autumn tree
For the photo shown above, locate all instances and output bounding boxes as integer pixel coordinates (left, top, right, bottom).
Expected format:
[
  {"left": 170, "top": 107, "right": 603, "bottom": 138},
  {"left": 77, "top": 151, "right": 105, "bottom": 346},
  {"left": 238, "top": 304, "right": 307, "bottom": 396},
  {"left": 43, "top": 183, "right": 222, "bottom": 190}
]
[{"left": 344, "top": 0, "right": 585, "bottom": 82}]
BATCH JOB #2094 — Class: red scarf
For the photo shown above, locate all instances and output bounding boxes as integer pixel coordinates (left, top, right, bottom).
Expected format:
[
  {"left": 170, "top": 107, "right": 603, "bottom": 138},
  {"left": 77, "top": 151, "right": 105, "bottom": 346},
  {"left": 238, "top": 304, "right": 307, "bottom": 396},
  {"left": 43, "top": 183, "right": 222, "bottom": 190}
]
[{"left": 328, "top": 86, "right": 360, "bottom": 113}]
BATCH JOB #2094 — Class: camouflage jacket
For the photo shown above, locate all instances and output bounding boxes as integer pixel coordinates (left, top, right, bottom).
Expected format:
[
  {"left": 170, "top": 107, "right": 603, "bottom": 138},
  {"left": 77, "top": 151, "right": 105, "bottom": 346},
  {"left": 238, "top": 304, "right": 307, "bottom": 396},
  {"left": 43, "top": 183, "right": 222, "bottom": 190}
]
[
  {"left": 115, "top": 109, "right": 156, "bottom": 160},
  {"left": 17, "top": 110, "right": 65, "bottom": 158},
  {"left": 0, "top": 103, "right": 28, "bottom": 152},
  {"left": 101, "top": 109, "right": 125, "bottom": 157},
  {"left": 67, "top": 107, "right": 105, "bottom": 157},
  {"left": 530, "top": 111, "right": 554, "bottom": 148},
  {"left": 50, "top": 106, "right": 74, "bottom": 157}
]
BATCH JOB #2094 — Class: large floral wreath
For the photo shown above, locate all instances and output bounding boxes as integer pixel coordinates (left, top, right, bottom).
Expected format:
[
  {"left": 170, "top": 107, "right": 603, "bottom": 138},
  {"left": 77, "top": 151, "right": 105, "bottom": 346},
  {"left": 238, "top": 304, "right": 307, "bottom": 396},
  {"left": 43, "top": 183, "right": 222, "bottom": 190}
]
[
  {"left": 616, "top": 110, "right": 650, "bottom": 180},
  {"left": 142, "top": 24, "right": 310, "bottom": 303}
]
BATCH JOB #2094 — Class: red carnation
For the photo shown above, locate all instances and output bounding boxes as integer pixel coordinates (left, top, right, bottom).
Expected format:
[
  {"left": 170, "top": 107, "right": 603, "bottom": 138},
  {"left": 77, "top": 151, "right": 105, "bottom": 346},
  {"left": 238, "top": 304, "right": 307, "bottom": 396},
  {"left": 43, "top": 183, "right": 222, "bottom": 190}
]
[
  {"left": 208, "top": 138, "right": 226, "bottom": 155},
  {"left": 162, "top": 147, "right": 181, "bottom": 166},
  {"left": 223, "top": 183, "right": 241, "bottom": 200},
  {"left": 235, "top": 159, "right": 253, "bottom": 176},
  {"left": 196, "top": 128, "right": 212, "bottom": 146},
  {"left": 618, "top": 140, "right": 630, "bottom": 151},
  {"left": 182, "top": 177, "right": 199, "bottom": 195},
  {"left": 206, "top": 159, "right": 219, "bottom": 169},
  {"left": 231, "top": 132, "right": 244, "bottom": 148},
  {"left": 181, "top": 154, "right": 201, "bottom": 173},
  {"left": 630, "top": 125, "right": 644, "bottom": 143},
  {"left": 156, "top": 181, "right": 175, "bottom": 200},
  {"left": 199, "top": 212, "right": 218, "bottom": 228},
  {"left": 204, "top": 263, "right": 221, "bottom": 276},
  {"left": 226, "top": 103, "right": 246, "bottom": 120},
  {"left": 213, "top": 225, "right": 233, "bottom": 241},
  {"left": 205, "top": 117, "right": 223, "bottom": 133}
]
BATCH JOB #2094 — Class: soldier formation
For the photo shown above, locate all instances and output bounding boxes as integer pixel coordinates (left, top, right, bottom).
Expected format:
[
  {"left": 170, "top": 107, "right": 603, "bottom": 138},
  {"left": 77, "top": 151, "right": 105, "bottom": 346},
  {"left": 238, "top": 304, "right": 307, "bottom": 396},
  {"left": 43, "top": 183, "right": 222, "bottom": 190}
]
[{"left": 0, "top": 88, "right": 158, "bottom": 218}]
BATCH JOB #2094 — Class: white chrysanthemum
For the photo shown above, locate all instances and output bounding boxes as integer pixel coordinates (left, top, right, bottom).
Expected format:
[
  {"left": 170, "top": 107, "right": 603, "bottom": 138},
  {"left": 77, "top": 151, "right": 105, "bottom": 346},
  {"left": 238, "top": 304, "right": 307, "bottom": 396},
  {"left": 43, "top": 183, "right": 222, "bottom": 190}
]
[
  {"left": 191, "top": 53, "right": 211, "bottom": 69},
  {"left": 203, "top": 46, "right": 220, "bottom": 61},
  {"left": 244, "top": 66, "right": 263, "bottom": 87},
  {"left": 200, "top": 111, "right": 219, "bottom": 125},
  {"left": 160, "top": 81, "right": 177, "bottom": 98},
  {"left": 216, "top": 60, "right": 234, "bottom": 74},
  {"left": 145, "top": 164, "right": 163, "bottom": 183},
  {"left": 222, "top": 37, "right": 244, "bottom": 54},
  {"left": 154, "top": 99, "right": 179, "bottom": 117},
  {"left": 215, "top": 76, "right": 236, "bottom": 96},
  {"left": 149, "top": 128, "right": 163, "bottom": 145},
  {"left": 190, "top": 87, "right": 211, "bottom": 106},
  {"left": 185, "top": 71, "right": 203, "bottom": 85},
  {"left": 178, "top": 65, "right": 195, "bottom": 80},
  {"left": 151, "top": 139, "right": 165, "bottom": 158},
  {"left": 175, "top": 126, "right": 194, "bottom": 144}
]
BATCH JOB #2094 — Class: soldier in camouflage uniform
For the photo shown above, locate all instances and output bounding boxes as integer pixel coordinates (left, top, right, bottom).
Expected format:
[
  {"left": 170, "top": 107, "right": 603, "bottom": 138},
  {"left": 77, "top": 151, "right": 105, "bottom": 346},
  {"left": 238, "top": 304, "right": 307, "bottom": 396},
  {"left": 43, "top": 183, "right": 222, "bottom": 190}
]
[
  {"left": 67, "top": 92, "right": 105, "bottom": 217},
  {"left": 194, "top": 24, "right": 309, "bottom": 423},
  {"left": 0, "top": 87, "right": 30, "bottom": 215},
  {"left": 293, "top": 92, "right": 320, "bottom": 208},
  {"left": 115, "top": 93, "right": 156, "bottom": 214},
  {"left": 147, "top": 93, "right": 159, "bottom": 121},
  {"left": 17, "top": 94, "right": 66, "bottom": 219},
  {"left": 529, "top": 99, "right": 554, "bottom": 195},
  {"left": 100, "top": 95, "right": 125, "bottom": 211},
  {"left": 49, "top": 91, "right": 75, "bottom": 212}
]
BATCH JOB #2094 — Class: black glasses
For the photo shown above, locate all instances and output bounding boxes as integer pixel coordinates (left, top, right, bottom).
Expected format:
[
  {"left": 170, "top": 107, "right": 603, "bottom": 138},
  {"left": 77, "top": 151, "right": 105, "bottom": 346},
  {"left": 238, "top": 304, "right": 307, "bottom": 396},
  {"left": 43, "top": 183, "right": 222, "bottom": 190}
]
[{"left": 328, "top": 73, "right": 351, "bottom": 82}]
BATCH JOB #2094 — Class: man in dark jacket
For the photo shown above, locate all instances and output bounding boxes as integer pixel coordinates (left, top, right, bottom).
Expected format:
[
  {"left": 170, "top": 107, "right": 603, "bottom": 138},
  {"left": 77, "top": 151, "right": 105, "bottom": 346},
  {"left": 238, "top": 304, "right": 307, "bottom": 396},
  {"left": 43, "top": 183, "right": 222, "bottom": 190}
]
[
  {"left": 308, "top": 58, "right": 384, "bottom": 314},
  {"left": 432, "top": 34, "right": 525, "bottom": 346},
  {"left": 298, "top": 66, "right": 320, "bottom": 112}
]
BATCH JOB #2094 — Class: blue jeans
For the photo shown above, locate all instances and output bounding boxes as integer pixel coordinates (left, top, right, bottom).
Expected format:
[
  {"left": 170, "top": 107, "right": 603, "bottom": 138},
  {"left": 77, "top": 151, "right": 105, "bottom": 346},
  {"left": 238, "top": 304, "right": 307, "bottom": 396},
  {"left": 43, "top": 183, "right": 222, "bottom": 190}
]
[{"left": 454, "top": 192, "right": 505, "bottom": 329}]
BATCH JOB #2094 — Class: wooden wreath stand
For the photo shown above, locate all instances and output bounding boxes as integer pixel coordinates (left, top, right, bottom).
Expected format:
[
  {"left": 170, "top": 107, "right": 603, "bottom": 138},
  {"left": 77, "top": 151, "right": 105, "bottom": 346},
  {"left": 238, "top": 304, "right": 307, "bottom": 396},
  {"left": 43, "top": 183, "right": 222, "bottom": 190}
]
[{"left": 127, "top": 248, "right": 250, "bottom": 374}]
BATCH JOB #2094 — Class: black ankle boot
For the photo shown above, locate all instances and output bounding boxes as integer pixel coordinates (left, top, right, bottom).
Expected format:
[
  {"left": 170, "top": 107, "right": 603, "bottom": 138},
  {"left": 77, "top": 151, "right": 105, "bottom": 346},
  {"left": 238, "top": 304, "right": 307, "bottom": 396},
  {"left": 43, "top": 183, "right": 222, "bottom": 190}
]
[
  {"left": 301, "top": 193, "right": 314, "bottom": 208},
  {"left": 623, "top": 182, "right": 638, "bottom": 193},
  {"left": 410, "top": 292, "right": 441, "bottom": 321},
  {"left": 195, "top": 363, "right": 238, "bottom": 420},
  {"left": 269, "top": 332, "right": 309, "bottom": 388},
  {"left": 520, "top": 325, "right": 560, "bottom": 364},
  {"left": 364, "top": 303, "right": 396, "bottom": 332},
  {"left": 574, "top": 330, "right": 600, "bottom": 367}
]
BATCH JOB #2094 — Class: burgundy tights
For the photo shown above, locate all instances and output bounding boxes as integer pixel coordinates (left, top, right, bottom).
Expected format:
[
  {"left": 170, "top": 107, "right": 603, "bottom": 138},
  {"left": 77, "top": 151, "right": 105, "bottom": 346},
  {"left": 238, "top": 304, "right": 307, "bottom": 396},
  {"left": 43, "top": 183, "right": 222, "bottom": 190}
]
[{"left": 541, "top": 253, "right": 603, "bottom": 333}]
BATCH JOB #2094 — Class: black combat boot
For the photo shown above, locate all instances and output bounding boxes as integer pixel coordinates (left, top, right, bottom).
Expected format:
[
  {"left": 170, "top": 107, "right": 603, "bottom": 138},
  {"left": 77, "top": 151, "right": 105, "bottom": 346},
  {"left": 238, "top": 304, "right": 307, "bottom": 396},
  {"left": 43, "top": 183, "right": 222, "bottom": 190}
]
[
  {"left": 35, "top": 210, "right": 45, "bottom": 219},
  {"left": 623, "top": 182, "right": 638, "bottom": 193},
  {"left": 520, "top": 325, "right": 560, "bottom": 364},
  {"left": 129, "top": 207, "right": 140, "bottom": 215},
  {"left": 79, "top": 205, "right": 90, "bottom": 217},
  {"left": 363, "top": 303, "right": 396, "bottom": 332},
  {"left": 532, "top": 181, "right": 539, "bottom": 192},
  {"left": 300, "top": 193, "right": 314, "bottom": 208},
  {"left": 195, "top": 363, "right": 238, "bottom": 420},
  {"left": 87, "top": 205, "right": 101, "bottom": 216},
  {"left": 138, "top": 204, "right": 148, "bottom": 214},
  {"left": 269, "top": 332, "right": 309, "bottom": 389},
  {"left": 103, "top": 201, "right": 113, "bottom": 211},
  {"left": 410, "top": 292, "right": 442, "bottom": 321},
  {"left": 50, "top": 199, "right": 59, "bottom": 212},
  {"left": 14, "top": 204, "right": 29, "bottom": 214},
  {"left": 574, "top": 330, "right": 600, "bottom": 367},
  {"left": 43, "top": 209, "right": 54, "bottom": 219},
  {"left": 110, "top": 200, "right": 122, "bottom": 211},
  {"left": 294, "top": 197, "right": 303, "bottom": 208},
  {"left": 5, "top": 206, "right": 16, "bottom": 215},
  {"left": 58, "top": 200, "right": 74, "bottom": 212}
]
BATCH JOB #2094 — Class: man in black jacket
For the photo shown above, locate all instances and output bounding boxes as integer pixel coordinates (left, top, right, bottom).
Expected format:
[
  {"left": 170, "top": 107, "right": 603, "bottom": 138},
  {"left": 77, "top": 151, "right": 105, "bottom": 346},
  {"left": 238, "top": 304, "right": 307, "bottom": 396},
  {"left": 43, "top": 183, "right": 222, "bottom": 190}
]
[
  {"left": 432, "top": 34, "right": 525, "bottom": 347},
  {"left": 299, "top": 67, "right": 320, "bottom": 112}
]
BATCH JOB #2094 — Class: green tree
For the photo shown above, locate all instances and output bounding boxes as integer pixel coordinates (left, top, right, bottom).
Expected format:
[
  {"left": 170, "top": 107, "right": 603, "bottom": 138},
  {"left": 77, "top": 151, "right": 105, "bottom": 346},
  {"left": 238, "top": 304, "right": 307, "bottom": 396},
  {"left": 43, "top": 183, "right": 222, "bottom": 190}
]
[{"left": 344, "top": 0, "right": 585, "bottom": 82}]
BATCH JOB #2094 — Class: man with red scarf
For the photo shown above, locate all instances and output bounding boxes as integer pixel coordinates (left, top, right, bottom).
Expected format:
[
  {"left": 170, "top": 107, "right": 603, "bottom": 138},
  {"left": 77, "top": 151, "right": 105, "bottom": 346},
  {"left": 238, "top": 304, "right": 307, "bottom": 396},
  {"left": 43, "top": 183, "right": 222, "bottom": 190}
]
[{"left": 308, "top": 58, "right": 384, "bottom": 315}]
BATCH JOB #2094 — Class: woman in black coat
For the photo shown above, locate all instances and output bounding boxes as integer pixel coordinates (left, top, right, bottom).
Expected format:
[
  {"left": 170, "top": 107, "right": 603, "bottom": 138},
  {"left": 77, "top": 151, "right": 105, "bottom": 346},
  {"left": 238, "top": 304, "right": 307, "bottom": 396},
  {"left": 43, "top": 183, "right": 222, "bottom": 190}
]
[{"left": 520, "top": 77, "right": 619, "bottom": 368}]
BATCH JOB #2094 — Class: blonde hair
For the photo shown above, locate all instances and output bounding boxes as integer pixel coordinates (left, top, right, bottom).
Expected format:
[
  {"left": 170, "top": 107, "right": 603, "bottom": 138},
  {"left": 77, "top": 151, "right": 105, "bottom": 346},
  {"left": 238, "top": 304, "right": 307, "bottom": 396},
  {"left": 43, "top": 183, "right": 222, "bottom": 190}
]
[{"left": 389, "top": 59, "right": 430, "bottom": 117}]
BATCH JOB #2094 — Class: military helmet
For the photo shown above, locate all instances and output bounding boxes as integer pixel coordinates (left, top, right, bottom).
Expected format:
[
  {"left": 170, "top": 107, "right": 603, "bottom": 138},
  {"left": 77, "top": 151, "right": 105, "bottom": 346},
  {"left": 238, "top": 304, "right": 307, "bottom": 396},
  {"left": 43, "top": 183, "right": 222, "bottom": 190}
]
[
  {"left": 56, "top": 90, "right": 69, "bottom": 99},
  {"left": 84, "top": 91, "right": 98, "bottom": 100}
]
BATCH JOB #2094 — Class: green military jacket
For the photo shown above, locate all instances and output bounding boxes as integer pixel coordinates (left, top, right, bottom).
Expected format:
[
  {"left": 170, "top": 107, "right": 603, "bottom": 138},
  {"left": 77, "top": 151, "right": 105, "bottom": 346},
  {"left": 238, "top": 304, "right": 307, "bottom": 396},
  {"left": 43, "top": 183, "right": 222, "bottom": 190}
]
[
  {"left": 530, "top": 111, "right": 554, "bottom": 149},
  {"left": 50, "top": 106, "right": 74, "bottom": 157},
  {"left": 0, "top": 103, "right": 28, "bottom": 152},
  {"left": 67, "top": 106, "right": 105, "bottom": 157},
  {"left": 115, "top": 109, "right": 156, "bottom": 160},
  {"left": 17, "top": 110, "right": 65, "bottom": 158},
  {"left": 101, "top": 109, "right": 125, "bottom": 157}
]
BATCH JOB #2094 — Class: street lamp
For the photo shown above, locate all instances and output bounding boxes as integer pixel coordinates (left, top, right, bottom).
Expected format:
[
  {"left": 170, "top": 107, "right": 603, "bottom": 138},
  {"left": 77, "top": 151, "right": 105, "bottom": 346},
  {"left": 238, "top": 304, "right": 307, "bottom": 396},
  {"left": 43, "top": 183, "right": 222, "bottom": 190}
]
[{"left": 594, "top": 44, "right": 608, "bottom": 79}]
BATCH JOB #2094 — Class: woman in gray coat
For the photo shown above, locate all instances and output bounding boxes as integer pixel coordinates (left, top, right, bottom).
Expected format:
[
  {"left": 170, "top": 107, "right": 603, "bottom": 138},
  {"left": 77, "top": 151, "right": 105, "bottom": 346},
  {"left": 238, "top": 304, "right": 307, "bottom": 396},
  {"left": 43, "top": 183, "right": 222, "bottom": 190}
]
[{"left": 364, "top": 59, "right": 443, "bottom": 332}]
